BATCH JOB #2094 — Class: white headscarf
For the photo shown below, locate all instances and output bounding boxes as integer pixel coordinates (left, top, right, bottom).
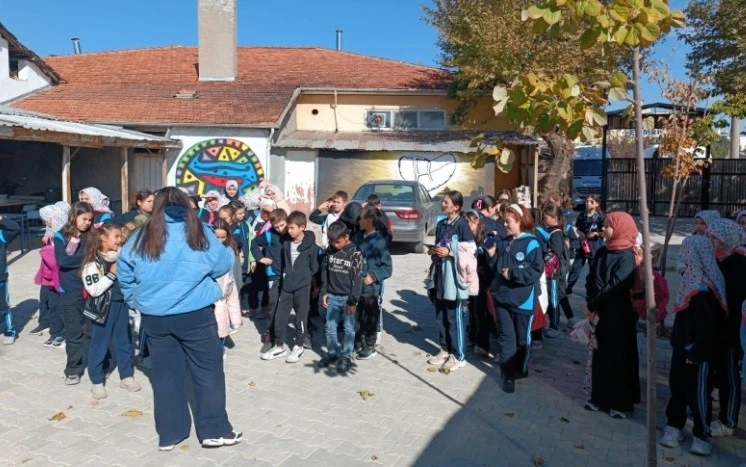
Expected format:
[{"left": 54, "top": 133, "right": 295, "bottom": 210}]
[
  {"left": 40, "top": 202, "right": 71, "bottom": 242},
  {"left": 79, "top": 187, "right": 112, "bottom": 213}
]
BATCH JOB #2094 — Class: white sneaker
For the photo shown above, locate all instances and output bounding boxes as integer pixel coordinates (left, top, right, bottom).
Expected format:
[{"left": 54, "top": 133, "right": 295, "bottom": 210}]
[
  {"left": 261, "top": 345, "right": 288, "bottom": 361},
  {"left": 91, "top": 384, "right": 107, "bottom": 400},
  {"left": 427, "top": 350, "right": 449, "bottom": 366},
  {"left": 710, "top": 420, "right": 734, "bottom": 438},
  {"left": 659, "top": 426, "right": 685, "bottom": 448},
  {"left": 473, "top": 346, "right": 494, "bottom": 359},
  {"left": 285, "top": 345, "right": 304, "bottom": 363},
  {"left": 119, "top": 377, "right": 141, "bottom": 392},
  {"left": 690, "top": 436, "right": 712, "bottom": 456},
  {"left": 443, "top": 355, "right": 466, "bottom": 372},
  {"left": 2, "top": 334, "right": 15, "bottom": 345}
]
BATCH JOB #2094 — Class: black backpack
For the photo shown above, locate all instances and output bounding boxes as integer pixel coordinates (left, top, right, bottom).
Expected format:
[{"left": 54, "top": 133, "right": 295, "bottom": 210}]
[{"left": 82, "top": 260, "right": 112, "bottom": 324}]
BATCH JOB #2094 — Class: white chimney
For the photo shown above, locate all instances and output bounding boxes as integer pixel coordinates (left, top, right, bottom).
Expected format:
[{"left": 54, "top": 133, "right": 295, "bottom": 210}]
[{"left": 198, "top": 0, "right": 237, "bottom": 82}]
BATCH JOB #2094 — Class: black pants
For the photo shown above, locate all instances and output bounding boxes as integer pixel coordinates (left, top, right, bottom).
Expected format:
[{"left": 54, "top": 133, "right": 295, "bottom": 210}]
[
  {"left": 260, "top": 280, "right": 281, "bottom": 342},
  {"left": 434, "top": 299, "right": 466, "bottom": 361},
  {"left": 142, "top": 306, "right": 232, "bottom": 446},
  {"left": 40, "top": 286, "right": 65, "bottom": 339},
  {"left": 358, "top": 295, "right": 380, "bottom": 349},
  {"left": 567, "top": 255, "right": 589, "bottom": 293},
  {"left": 273, "top": 284, "right": 311, "bottom": 347},
  {"left": 715, "top": 347, "right": 742, "bottom": 429},
  {"left": 247, "top": 265, "right": 269, "bottom": 310},
  {"left": 496, "top": 305, "right": 533, "bottom": 378},
  {"left": 468, "top": 292, "right": 494, "bottom": 352},
  {"left": 666, "top": 352, "right": 712, "bottom": 440},
  {"left": 63, "top": 295, "right": 88, "bottom": 378}
]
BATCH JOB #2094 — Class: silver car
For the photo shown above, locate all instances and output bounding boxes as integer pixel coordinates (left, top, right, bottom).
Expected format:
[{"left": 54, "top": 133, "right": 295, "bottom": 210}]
[{"left": 352, "top": 180, "right": 438, "bottom": 253}]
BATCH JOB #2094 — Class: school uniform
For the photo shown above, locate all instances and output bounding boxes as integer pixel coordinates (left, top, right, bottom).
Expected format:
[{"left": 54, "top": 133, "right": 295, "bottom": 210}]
[
  {"left": 352, "top": 230, "right": 393, "bottom": 351},
  {"left": 0, "top": 216, "right": 21, "bottom": 337},
  {"left": 468, "top": 237, "right": 497, "bottom": 353},
  {"left": 251, "top": 227, "right": 285, "bottom": 343},
  {"left": 567, "top": 211, "right": 605, "bottom": 293},
  {"left": 536, "top": 224, "right": 570, "bottom": 330},
  {"left": 491, "top": 233, "right": 544, "bottom": 380},
  {"left": 53, "top": 233, "right": 88, "bottom": 378}
]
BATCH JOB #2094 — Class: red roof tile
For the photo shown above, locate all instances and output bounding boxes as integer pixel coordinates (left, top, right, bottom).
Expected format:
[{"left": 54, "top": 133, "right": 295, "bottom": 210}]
[{"left": 11, "top": 46, "right": 450, "bottom": 126}]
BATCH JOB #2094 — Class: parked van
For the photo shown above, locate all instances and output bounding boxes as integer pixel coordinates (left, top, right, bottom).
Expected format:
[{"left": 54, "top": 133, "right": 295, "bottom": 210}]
[{"left": 572, "top": 146, "right": 607, "bottom": 208}]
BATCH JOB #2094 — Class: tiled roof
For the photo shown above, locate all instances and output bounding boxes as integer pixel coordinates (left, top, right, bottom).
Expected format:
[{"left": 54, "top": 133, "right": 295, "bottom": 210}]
[{"left": 10, "top": 46, "right": 450, "bottom": 126}]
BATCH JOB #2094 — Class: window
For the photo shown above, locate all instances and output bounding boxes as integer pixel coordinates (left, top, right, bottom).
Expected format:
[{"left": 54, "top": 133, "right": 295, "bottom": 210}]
[
  {"left": 395, "top": 111, "right": 418, "bottom": 130},
  {"left": 418, "top": 111, "right": 446, "bottom": 130},
  {"left": 366, "top": 109, "right": 446, "bottom": 131},
  {"left": 354, "top": 183, "right": 414, "bottom": 202}
]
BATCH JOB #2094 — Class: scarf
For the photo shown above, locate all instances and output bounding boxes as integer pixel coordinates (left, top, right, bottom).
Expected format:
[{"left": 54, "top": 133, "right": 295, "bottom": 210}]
[
  {"left": 706, "top": 218, "right": 746, "bottom": 260},
  {"left": 40, "top": 202, "right": 71, "bottom": 243},
  {"left": 80, "top": 187, "right": 112, "bottom": 213},
  {"left": 100, "top": 249, "right": 121, "bottom": 264},
  {"left": 604, "top": 211, "right": 638, "bottom": 251},
  {"left": 223, "top": 180, "right": 240, "bottom": 201},
  {"left": 736, "top": 210, "right": 746, "bottom": 225},
  {"left": 674, "top": 235, "right": 727, "bottom": 313},
  {"left": 695, "top": 209, "right": 720, "bottom": 229}
]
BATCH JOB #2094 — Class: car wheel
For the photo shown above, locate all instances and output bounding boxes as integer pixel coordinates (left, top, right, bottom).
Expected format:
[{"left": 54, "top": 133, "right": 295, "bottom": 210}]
[{"left": 411, "top": 229, "right": 427, "bottom": 254}]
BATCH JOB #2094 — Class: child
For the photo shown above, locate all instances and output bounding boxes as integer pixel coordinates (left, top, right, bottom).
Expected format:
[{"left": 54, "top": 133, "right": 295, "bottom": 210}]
[
  {"left": 81, "top": 223, "right": 141, "bottom": 399},
  {"left": 252, "top": 209, "right": 287, "bottom": 349},
  {"left": 364, "top": 194, "right": 393, "bottom": 247},
  {"left": 567, "top": 194, "right": 605, "bottom": 295},
  {"left": 53, "top": 202, "right": 94, "bottom": 384},
  {"left": 310, "top": 190, "right": 347, "bottom": 249},
  {"left": 211, "top": 220, "right": 243, "bottom": 356},
  {"left": 631, "top": 243, "right": 670, "bottom": 336},
  {"left": 32, "top": 203, "right": 70, "bottom": 345},
  {"left": 223, "top": 180, "right": 240, "bottom": 203},
  {"left": 231, "top": 201, "right": 255, "bottom": 316},
  {"left": 198, "top": 190, "right": 221, "bottom": 225},
  {"left": 694, "top": 210, "right": 720, "bottom": 235},
  {"left": 246, "top": 201, "right": 277, "bottom": 318},
  {"left": 537, "top": 202, "right": 570, "bottom": 337},
  {"left": 0, "top": 214, "right": 21, "bottom": 344},
  {"left": 352, "top": 206, "right": 393, "bottom": 360},
  {"left": 261, "top": 212, "right": 318, "bottom": 363},
  {"left": 318, "top": 221, "right": 364, "bottom": 372},
  {"left": 659, "top": 235, "right": 726, "bottom": 456},
  {"left": 465, "top": 211, "right": 495, "bottom": 359},
  {"left": 115, "top": 189, "right": 154, "bottom": 225},
  {"left": 737, "top": 210, "right": 746, "bottom": 231},
  {"left": 79, "top": 187, "right": 114, "bottom": 227},
  {"left": 487, "top": 204, "right": 544, "bottom": 393}
]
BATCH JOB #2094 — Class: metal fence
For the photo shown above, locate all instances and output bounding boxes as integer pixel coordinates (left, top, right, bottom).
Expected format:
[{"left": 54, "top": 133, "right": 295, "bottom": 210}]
[{"left": 603, "top": 158, "right": 746, "bottom": 217}]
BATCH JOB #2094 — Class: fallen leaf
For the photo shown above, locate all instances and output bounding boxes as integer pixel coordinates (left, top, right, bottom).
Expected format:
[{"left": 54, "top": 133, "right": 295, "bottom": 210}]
[
  {"left": 91, "top": 401, "right": 99, "bottom": 407},
  {"left": 21, "top": 459, "right": 32, "bottom": 464},
  {"left": 67, "top": 405, "right": 73, "bottom": 410},
  {"left": 48, "top": 412, "right": 66, "bottom": 422},
  {"left": 504, "top": 412, "right": 515, "bottom": 418},
  {"left": 438, "top": 367, "right": 451, "bottom": 375},
  {"left": 560, "top": 417, "right": 570, "bottom": 424},
  {"left": 532, "top": 456, "right": 544, "bottom": 466},
  {"left": 391, "top": 360, "right": 399, "bottom": 364},
  {"left": 664, "top": 456, "right": 675, "bottom": 463},
  {"left": 275, "top": 424, "right": 282, "bottom": 428},
  {"left": 179, "top": 445, "right": 190, "bottom": 452},
  {"left": 371, "top": 454, "right": 379, "bottom": 461},
  {"left": 357, "top": 390, "right": 375, "bottom": 400},
  {"left": 121, "top": 409, "right": 144, "bottom": 417},
  {"left": 426, "top": 367, "right": 438, "bottom": 372},
  {"left": 413, "top": 351, "right": 423, "bottom": 357},
  {"left": 248, "top": 381, "right": 256, "bottom": 387},
  {"left": 574, "top": 443, "right": 584, "bottom": 450}
]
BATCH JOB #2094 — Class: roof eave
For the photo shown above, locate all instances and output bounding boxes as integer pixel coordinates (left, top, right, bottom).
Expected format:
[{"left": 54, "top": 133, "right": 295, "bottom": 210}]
[
  {"left": 2, "top": 127, "right": 181, "bottom": 149},
  {"left": 0, "top": 22, "right": 62, "bottom": 84}
]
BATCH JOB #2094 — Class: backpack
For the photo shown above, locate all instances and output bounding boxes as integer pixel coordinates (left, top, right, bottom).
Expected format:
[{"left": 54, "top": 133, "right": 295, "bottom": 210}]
[
  {"left": 82, "top": 259, "right": 112, "bottom": 324},
  {"left": 536, "top": 226, "right": 565, "bottom": 278}
]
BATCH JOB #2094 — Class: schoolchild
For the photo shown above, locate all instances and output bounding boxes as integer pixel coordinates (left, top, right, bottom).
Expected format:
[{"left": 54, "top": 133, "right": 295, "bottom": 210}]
[
  {"left": 310, "top": 190, "right": 347, "bottom": 249},
  {"left": 566, "top": 194, "right": 605, "bottom": 295},
  {"left": 464, "top": 210, "right": 496, "bottom": 359},
  {"left": 79, "top": 187, "right": 114, "bottom": 227},
  {"left": 537, "top": 202, "right": 570, "bottom": 336},
  {"left": 0, "top": 214, "right": 21, "bottom": 344},
  {"left": 223, "top": 180, "right": 240, "bottom": 203},
  {"left": 115, "top": 189, "right": 154, "bottom": 225},
  {"left": 211, "top": 220, "right": 243, "bottom": 356},
  {"left": 198, "top": 190, "right": 221, "bottom": 225}
]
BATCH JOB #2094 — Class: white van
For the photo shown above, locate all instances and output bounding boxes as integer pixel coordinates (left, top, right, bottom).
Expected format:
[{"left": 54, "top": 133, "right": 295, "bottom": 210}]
[{"left": 572, "top": 146, "right": 606, "bottom": 208}]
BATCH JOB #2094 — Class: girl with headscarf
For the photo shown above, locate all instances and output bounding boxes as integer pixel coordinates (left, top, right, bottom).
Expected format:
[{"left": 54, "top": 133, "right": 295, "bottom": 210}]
[
  {"left": 736, "top": 210, "right": 746, "bottom": 233},
  {"left": 659, "top": 235, "right": 727, "bottom": 455},
  {"left": 583, "top": 211, "right": 640, "bottom": 419},
  {"left": 79, "top": 187, "right": 114, "bottom": 227},
  {"left": 705, "top": 218, "right": 746, "bottom": 438},
  {"left": 694, "top": 210, "right": 720, "bottom": 235},
  {"left": 262, "top": 184, "right": 291, "bottom": 214},
  {"left": 198, "top": 190, "right": 221, "bottom": 225},
  {"left": 32, "top": 202, "right": 71, "bottom": 344},
  {"left": 223, "top": 180, "right": 240, "bottom": 203}
]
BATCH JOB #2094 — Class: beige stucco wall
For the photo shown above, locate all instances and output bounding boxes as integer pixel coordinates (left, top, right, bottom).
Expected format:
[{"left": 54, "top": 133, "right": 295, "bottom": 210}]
[{"left": 293, "top": 93, "right": 513, "bottom": 132}]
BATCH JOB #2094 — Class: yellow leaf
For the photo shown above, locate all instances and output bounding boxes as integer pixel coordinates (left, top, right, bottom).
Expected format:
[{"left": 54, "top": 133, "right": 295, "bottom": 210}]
[
  {"left": 544, "top": 8, "right": 562, "bottom": 25},
  {"left": 609, "top": 71, "right": 628, "bottom": 88},
  {"left": 483, "top": 145, "right": 500, "bottom": 156},
  {"left": 526, "top": 5, "right": 546, "bottom": 20},
  {"left": 624, "top": 25, "right": 640, "bottom": 46},
  {"left": 121, "top": 409, "right": 144, "bottom": 417},
  {"left": 610, "top": 5, "right": 629, "bottom": 22},
  {"left": 613, "top": 26, "right": 628, "bottom": 44},
  {"left": 48, "top": 412, "right": 67, "bottom": 422},
  {"left": 608, "top": 87, "right": 627, "bottom": 101},
  {"left": 357, "top": 390, "right": 375, "bottom": 400}
]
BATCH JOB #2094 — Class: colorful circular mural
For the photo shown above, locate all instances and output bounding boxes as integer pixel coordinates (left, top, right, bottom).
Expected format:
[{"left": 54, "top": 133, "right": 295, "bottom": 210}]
[{"left": 175, "top": 138, "right": 265, "bottom": 196}]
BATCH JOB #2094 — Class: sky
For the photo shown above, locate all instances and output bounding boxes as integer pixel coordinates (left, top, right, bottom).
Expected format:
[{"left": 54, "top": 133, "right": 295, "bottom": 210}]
[{"left": 0, "top": 0, "right": 728, "bottom": 119}]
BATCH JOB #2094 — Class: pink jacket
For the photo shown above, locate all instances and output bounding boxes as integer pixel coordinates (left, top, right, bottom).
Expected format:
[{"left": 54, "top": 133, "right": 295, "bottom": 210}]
[
  {"left": 214, "top": 272, "right": 242, "bottom": 338},
  {"left": 457, "top": 242, "right": 479, "bottom": 296},
  {"left": 34, "top": 243, "right": 61, "bottom": 292}
]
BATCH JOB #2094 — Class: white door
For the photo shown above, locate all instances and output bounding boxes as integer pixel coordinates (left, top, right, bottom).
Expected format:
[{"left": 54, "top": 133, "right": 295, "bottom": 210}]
[{"left": 284, "top": 150, "right": 316, "bottom": 213}]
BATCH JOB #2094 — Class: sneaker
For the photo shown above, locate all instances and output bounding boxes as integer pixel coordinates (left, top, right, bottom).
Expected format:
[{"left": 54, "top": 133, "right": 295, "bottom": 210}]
[
  {"left": 566, "top": 318, "right": 577, "bottom": 328},
  {"left": 159, "top": 444, "right": 176, "bottom": 452},
  {"left": 302, "top": 335, "right": 312, "bottom": 349},
  {"left": 609, "top": 410, "right": 626, "bottom": 419},
  {"left": 318, "top": 353, "right": 339, "bottom": 368},
  {"left": 28, "top": 324, "right": 49, "bottom": 335},
  {"left": 259, "top": 335, "right": 273, "bottom": 353},
  {"left": 690, "top": 436, "right": 712, "bottom": 456},
  {"left": 2, "top": 334, "right": 15, "bottom": 345},
  {"left": 710, "top": 420, "right": 734, "bottom": 438},
  {"left": 584, "top": 400, "right": 600, "bottom": 412},
  {"left": 64, "top": 375, "right": 81, "bottom": 385},
  {"left": 473, "top": 346, "right": 494, "bottom": 359},
  {"left": 353, "top": 341, "right": 364, "bottom": 354},
  {"left": 51, "top": 337, "right": 66, "bottom": 348},
  {"left": 443, "top": 355, "right": 466, "bottom": 372},
  {"left": 91, "top": 384, "right": 107, "bottom": 400},
  {"left": 201, "top": 430, "right": 243, "bottom": 448},
  {"left": 544, "top": 328, "right": 561, "bottom": 338},
  {"left": 261, "top": 345, "right": 288, "bottom": 361},
  {"left": 503, "top": 377, "right": 515, "bottom": 394},
  {"left": 285, "top": 345, "right": 304, "bottom": 363},
  {"left": 659, "top": 426, "right": 685, "bottom": 448},
  {"left": 43, "top": 337, "right": 54, "bottom": 347},
  {"left": 712, "top": 389, "right": 719, "bottom": 401},
  {"left": 357, "top": 347, "right": 377, "bottom": 360},
  {"left": 120, "top": 377, "right": 142, "bottom": 392},
  {"left": 336, "top": 357, "right": 353, "bottom": 373},
  {"left": 375, "top": 331, "right": 382, "bottom": 346},
  {"left": 531, "top": 340, "right": 543, "bottom": 350},
  {"left": 427, "top": 350, "right": 450, "bottom": 366}
]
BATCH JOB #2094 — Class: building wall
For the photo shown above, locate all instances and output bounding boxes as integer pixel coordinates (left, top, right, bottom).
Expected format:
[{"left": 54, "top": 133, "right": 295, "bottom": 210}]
[
  {"left": 317, "top": 150, "right": 496, "bottom": 208},
  {"left": 0, "top": 37, "right": 53, "bottom": 103},
  {"left": 166, "top": 127, "right": 271, "bottom": 197},
  {"left": 293, "top": 93, "right": 512, "bottom": 132}
]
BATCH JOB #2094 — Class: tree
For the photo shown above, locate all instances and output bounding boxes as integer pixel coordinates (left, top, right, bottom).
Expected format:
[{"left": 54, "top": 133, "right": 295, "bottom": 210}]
[
  {"left": 680, "top": 0, "right": 746, "bottom": 158},
  {"left": 424, "top": 0, "right": 627, "bottom": 197}
]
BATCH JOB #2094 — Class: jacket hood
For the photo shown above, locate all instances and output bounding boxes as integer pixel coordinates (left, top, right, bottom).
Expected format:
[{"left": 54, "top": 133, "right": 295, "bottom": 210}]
[{"left": 295, "top": 230, "right": 317, "bottom": 250}]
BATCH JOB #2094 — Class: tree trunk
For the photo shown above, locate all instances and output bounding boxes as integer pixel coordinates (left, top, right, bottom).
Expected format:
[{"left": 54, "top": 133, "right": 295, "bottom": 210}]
[
  {"left": 633, "top": 47, "right": 658, "bottom": 467},
  {"left": 731, "top": 118, "right": 741, "bottom": 159},
  {"left": 539, "top": 132, "right": 575, "bottom": 200}
]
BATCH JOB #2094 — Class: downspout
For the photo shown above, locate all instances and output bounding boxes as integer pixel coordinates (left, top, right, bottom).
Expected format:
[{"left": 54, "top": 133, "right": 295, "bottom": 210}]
[{"left": 332, "top": 90, "right": 339, "bottom": 133}]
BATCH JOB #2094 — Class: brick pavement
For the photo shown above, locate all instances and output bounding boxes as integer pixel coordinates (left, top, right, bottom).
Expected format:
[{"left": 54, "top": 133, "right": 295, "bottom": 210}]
[{"left": 0, "top": 217, "right": 744, "bottom": 466}]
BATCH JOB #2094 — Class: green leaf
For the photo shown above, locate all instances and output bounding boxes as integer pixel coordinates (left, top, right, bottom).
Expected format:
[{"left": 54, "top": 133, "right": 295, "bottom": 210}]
[
  {"left": 469, "top": 134, "right": 485, "bottom": 148},
  {"left": 544, "top": 7, "right": 562, "bottom": 25},
  {"left": 609, "top": 71, "right": 628, "bottom": 88},
  {"left": 563, "top": 74, "right": 579, "bottom": 88},
  {"left": 638, "top": 23, "right": 661, "bottom": 44},
  {"left": 608, "top": 87, "right": 627, "bottom": 101},
  {"left": 566, "top": 120, "right": 583, "bottom": 140},
  {"left": 624, "top": 25, "right": 640, "bottom": 46},
  {"left": 584, "top": 0, "right": 602, "bottom": 17},
  {"left": 483, "top": 145, "right": 501, "bottom": 156},
  {"left": 580, "top": 28, "right": 600, "bottom": 49},
  {"left": 650, "top": 0, "right": 670, "bottom": 15},
  {"left": 610, "top": 4, "right": 629, "bottom": 22},
  {"left": 526, "top": 5, "right": 547, "bottom": 20},
  {"left": 613, "top": 26, "right": 628, "bottom": 44},
  {"left": 537, "top": 112, "right": 553, "bottom": 132},
  {"left": 470, "top": 153, "right": 489, "bottom": 170}
]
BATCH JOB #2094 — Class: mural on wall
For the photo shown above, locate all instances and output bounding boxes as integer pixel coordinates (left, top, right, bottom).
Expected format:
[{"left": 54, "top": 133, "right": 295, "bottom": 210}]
[
  {"left": 175, "top": 138, "right": 265, "bottom": 196},
  {"left": 317, "top": 150, "right": 494, "bottom": 205}
]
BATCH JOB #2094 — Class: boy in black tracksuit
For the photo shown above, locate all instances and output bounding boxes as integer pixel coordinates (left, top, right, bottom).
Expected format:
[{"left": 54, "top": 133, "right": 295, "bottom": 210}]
[
  {"left": 319, "top": 221, "right": 364, "bottom": 372},
  {"left": 0, "top": 215, "right": 21, "bottom": 342},
  {"left": 252, "top": 209, "right": 288, "bottom": 352},
  {"left": 352, "top": 206, "right": 393, "bottom": 360},
  {"left": 261, "top": 212, "right": 318, "bottom": 363}
]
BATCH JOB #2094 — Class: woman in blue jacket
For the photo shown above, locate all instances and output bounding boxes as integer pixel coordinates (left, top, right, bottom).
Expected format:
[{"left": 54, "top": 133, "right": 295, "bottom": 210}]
[
  {"left": 117, "top": 187, "right": 238, "bottom": 451},
  {"left": 488, "top": 204, "right": 544, "bottom": 394}
]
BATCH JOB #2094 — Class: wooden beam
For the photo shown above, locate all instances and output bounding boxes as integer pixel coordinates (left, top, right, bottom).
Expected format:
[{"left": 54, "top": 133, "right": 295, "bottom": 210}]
[
  {"left": 161, "top": 153, "right": 168, "bottom": 188},
  {"left": 532, "top": 146, "right": 539, "bottom": 207},
  {"left": 62, "top": 145, "right": 71, "bottom": 203},
  {"left": 121, "top": 147, "right": 129, "bottom": 212}
]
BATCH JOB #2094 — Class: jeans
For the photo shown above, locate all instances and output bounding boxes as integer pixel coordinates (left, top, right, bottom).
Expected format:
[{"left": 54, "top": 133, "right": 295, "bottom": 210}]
[
  {"left": 40, "top": 286, "right": 65, "bottom": 339},
  {"left": 435, "top": 299, "right": 466, "bottom": 361},
  {"left": 325, "top": 295, "right": 356, "bottom": 358},
  {"left": 141, "top": 306, "right": 232, "bottom": 446},
  {"left": 88, "top": 301, "right": 134, "bottom": 385},
  {"left": 63, "top": 295, "right": 88, "bottom": 377},
  {"left": 0, "top": 281, "right": 13, "bottom": 336}
]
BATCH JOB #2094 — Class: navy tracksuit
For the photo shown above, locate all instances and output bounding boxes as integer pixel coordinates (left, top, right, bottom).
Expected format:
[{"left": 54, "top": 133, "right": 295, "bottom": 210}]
[{"left": 0, "top": 216, "right": 21, "bottom": 336}]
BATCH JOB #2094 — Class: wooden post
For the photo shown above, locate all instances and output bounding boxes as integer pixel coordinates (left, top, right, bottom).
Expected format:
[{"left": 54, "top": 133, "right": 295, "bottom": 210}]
[
  {"left": 532, "top": 146, "right": 539, "bottom": 207},
  {"left": 62, "top": 145, "right": 71, "bottom": 203},
  {"left": 161, "top": 152, "right": 168, "bottom": 188},
  {"left": 121, "top": 147, "right": 129, "bottom": 213}
]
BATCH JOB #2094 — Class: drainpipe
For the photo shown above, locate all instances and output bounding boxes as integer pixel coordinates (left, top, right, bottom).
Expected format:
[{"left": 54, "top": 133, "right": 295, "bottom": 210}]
[
  {"left": 336, "top": 30, "right": 343, "bottom": 51},
  {"left": 332, "top": 90, "right": 339, "bottom": 133},
  {"left": 71, "top": 38, "right": 81, "bottom": 54},
  {"left": 267, "top": 127, "right": 275, "bottom": 183}
]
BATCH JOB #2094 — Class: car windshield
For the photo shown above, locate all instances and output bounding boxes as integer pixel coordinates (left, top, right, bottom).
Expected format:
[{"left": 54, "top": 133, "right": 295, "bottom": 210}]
[{"left": 355, "top": 184, "right": 415, "bottom": 202}]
